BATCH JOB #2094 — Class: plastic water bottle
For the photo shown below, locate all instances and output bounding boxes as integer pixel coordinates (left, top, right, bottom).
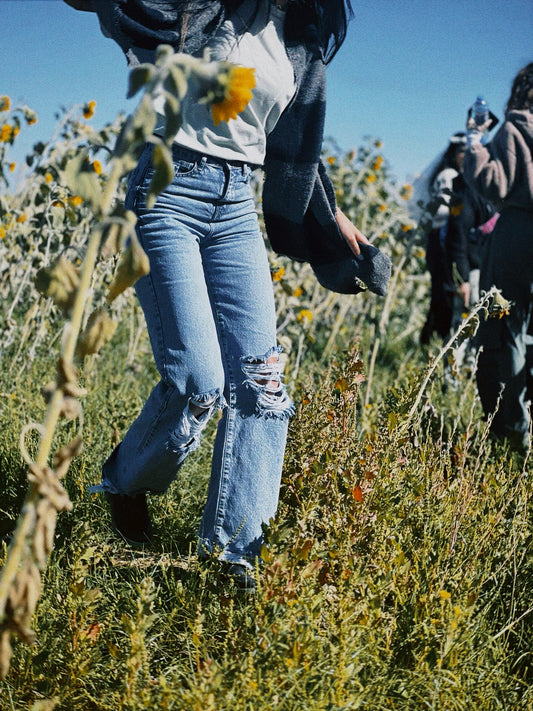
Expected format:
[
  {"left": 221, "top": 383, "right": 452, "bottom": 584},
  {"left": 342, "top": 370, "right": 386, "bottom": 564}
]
[{"left": 473, "top": 95, "right": 489, "bottom": 126}]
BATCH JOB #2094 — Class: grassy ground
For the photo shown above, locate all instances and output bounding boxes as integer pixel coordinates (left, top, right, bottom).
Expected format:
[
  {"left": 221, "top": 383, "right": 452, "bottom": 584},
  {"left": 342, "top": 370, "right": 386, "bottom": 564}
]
[
  {"left": 0, "top": 103, "right": 531, "bottom": 709},
  {"left": 0, "top": 316, "right": 531, "bottom": 710}
]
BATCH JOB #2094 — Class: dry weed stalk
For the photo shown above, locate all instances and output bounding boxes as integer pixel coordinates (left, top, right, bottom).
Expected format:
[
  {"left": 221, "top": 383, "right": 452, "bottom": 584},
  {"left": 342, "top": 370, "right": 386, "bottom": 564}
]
[
  {"left": 0, "top": 46, "right": 246, "bottom": 677},
  {"left": 401, "top": 285, "right": 509, "bottom": 430}
]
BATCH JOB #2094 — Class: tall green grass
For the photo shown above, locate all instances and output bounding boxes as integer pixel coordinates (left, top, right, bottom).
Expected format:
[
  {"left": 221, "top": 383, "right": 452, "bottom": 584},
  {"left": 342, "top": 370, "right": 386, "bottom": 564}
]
[
  {"left": 1, "top": 322, "right": 531, "bottom": 709},
  {"left": 0, "top": 93, "right": 531, "bottom": 709}
]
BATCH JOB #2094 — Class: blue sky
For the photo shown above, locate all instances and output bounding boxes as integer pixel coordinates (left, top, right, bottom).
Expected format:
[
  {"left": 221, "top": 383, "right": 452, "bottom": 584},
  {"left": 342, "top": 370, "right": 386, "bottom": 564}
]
[{"left": 2, "top": 0, "right": 532, "bottom": 184}]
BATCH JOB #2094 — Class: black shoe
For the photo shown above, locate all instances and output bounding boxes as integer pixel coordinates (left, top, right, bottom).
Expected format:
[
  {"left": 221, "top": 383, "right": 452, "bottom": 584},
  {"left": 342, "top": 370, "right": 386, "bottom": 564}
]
[
  {"left": 105, "top": 492, "right": 153, "bottom": 546},
  {"left": 220, "top": 563, "right": 257, "bottom": 595}
]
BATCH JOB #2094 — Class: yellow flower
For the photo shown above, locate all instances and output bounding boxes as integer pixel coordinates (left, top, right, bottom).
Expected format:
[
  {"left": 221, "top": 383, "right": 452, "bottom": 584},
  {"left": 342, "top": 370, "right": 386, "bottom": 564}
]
[
  {"left": 297, "top": 309, "right": 313, "bottom": 323},
  {"left": 379, "top": 204, "right": 386, "bottom": 212},
  {"left": 293, "top": 286, "right": 303, "bottom": 297},
  {"left": 9, "top": 162, "right": 16, "bottom": 172},
  {"left": 45, "top": 172, "right": 53, "bottom": 183},
  {"left": 12, "top": 125, "right": 19, "bottom": 138},
  {"left": 489, "top": 291, "right": 512, "bottom": 319},
  {"left": 0, "top": 225, "right": 6, "bottom": 239},
  {"left": 83, "top": 100, "right": 97, "bottom": 119},
  {"left": 450, "top": 203, "right": 464, "bottom": 217},
  {"left": 366, "top": 174, "right": 376, "bottom": 183},
  {"left": 0, "top": 124, "right": 13, "bottom": 142},
  {"left": 372, "top": 155, "right": 384, "bottom": 171},
  {"left": 27, "top": 114, "right": 37, "bottom": 126},
  {"left": 375, "top": 140, "right": 383, "bottom": 148},
  {"left": 0, "top": 96, "right": 10, "bottom": 112},
  {"left": 92, "top": 159, "right": 103, "bottom": 175},
  {"left": 211, "top": 65, "right": 255, "bottom": 126},
  {"left": 439, "top": 590, "right": 451, "bottom": 601},
  {"left": 400, "top": 184, "right": 412, "bottom": 201},
  {"left": 327, "top": 156, "right": 336, "bottom": 165},
  {"left": 16, "top": 214, "right": 27, "bottom": 224},
  {"left": 400, "top": 223, "right": 413, "bottom": 232},
  {"left": 68, "top": 195, "right": 83, "bottom": 206},
  {"left": 271, "top": 266, "right": 285, "bottom": 282}
]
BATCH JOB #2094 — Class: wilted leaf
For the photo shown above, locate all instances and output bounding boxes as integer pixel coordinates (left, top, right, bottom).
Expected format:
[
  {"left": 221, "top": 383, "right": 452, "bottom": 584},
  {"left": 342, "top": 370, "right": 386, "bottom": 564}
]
[
  {"left": 76, "top": 308, "right": 118, "bottom": 357},
  {"left": 107, "top": 239, "right": 150, "bottom": 302},
  {"left": 64, "top": 152, "right": 102, "bottom": 210},
  {"left": 335, "top": 378, "right": 349, "bottom": 393},
  {"left": 52, "top": 437, "right": 83, "bottom": 478},
  {"left": 352, "top": 485, "right": 363, "bottom": 502},
  {"left": 35, "top": 256, "right": 79, "bottom": 316}
]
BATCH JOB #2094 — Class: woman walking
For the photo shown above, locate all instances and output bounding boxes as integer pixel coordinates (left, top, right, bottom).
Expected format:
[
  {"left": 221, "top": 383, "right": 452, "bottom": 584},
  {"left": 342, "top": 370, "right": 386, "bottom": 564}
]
[{"left": 65, "top": 0, "right": 389, "bottom": 589}]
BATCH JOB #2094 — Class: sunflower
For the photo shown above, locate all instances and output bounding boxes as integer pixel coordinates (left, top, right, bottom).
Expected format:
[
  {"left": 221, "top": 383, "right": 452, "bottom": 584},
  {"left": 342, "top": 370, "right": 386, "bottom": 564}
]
[
  {"left": 211, "top": 65, "right": 256, "bottom": 126},
  {"left": 83, "top": 100, "right": 96, "bottom": 119}
]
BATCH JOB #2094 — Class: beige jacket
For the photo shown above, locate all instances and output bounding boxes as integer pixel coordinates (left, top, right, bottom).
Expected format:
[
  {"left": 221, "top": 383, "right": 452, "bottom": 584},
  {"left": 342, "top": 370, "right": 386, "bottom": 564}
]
[{"left": 464, "top": 109, "right": 533, "bottom": 212}]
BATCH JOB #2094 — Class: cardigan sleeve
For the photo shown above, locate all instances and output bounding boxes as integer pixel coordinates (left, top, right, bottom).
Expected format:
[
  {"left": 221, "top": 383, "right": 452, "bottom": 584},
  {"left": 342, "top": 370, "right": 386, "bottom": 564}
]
[
  {"left": 463, "top": 121, "right": 519, "bottom": 205},
  {"left": 263, "top": 52, "right": 341, "bottom": 262}
]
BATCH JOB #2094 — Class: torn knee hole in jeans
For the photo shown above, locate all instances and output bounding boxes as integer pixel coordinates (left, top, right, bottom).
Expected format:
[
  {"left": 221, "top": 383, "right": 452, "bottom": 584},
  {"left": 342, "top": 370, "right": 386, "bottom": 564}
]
[
  {"left": 167, "top": 390, "right": 225, "bottom": 454},
  {"left": 241, "top": 346, "right": 294, "bottom": 419}
]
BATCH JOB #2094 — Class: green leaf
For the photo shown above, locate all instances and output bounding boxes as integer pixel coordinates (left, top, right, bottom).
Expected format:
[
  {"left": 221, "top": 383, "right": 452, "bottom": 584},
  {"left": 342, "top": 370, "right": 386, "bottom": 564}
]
[
  {"left": 166, "top": 64, "right": 189, "bottom": 99},
  {"left": 163, "top": 92, "right": 182, "bottom": 142},
  {"left": 114, "top": 96, "right": 157, "bottom": 159},
  {"left": 127, "top": 64, "right": 156, "bottom": 99},
  {"left": 146, "top": 143, "right": 174, "bottom": 208},
  {"left": 155, "top": 44, "right": 174, "bottom": 64}
]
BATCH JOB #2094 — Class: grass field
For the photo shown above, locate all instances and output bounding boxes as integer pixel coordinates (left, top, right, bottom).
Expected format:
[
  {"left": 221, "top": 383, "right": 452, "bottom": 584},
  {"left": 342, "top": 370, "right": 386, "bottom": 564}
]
[{"left": 0, "top": 79, "right": 531, "bottom": 709}]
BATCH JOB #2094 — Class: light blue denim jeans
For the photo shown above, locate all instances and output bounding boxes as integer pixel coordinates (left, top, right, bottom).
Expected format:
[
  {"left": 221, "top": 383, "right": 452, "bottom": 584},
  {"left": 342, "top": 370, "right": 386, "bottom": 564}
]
[{"left": 97, "top": 143, "right": 293, "bottom": 566}]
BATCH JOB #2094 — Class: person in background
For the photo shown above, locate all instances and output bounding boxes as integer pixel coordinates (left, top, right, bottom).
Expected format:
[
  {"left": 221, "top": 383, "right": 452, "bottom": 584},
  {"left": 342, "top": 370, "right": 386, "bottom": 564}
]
[
  {"left": 463, "top": 62, "right": 533, "bottom": 454},
  {"left": 420, "top": 133, "right": 468, "bottom": 345},
  {"left": 444, "top": 167, "right": 496, "bottom": 368},
  {"left": 63, "top": 0, "right": 390, "bottom": 592}
]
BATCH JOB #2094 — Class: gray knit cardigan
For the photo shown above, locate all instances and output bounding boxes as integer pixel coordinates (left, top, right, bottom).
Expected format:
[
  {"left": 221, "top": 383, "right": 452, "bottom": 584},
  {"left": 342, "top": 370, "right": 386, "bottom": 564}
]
[{"left": 91, "top": 0, "right": 391, "bottom": 295}]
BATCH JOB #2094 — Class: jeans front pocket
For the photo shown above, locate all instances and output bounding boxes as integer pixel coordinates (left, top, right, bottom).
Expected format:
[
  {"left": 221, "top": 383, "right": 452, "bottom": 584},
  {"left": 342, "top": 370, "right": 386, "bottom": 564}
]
[{"left": 173, "top": 157, "right": 199, "bottom": 177}]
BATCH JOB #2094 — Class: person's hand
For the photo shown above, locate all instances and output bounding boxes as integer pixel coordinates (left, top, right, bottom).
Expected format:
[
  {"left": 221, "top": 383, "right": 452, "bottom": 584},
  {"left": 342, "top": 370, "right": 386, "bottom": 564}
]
[
  {"left": 466, "top": 116, "right": 492, "bottom": 146},
  {"left": 335, "top": 207, "right": 370, "bottom": 257},
  {"left": 458, "top": 281, "right": 471, "bottom": 308}
]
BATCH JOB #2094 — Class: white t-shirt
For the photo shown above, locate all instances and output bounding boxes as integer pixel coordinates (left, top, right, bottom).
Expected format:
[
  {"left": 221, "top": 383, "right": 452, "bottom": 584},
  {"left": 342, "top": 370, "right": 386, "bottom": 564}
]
[
  {"left": 431, "top": 167, "right": 458, "bottom": 230},
  {"left": 154, "top": 0, "right": 296, "bottom": 166}
]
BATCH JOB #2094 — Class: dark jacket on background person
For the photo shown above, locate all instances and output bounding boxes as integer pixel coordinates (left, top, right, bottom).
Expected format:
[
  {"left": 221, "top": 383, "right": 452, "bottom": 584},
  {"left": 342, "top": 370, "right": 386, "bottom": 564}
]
[
  {"left": 420, "top": 168, "right": 493, "bottom": 343},
  {"left": 463, "top": 108, "right": 533, "bottom": 450},
  {"left": 445, "top": 173, "right": 495, "bottom": 281},
  {"left": 89, "top": 0, "right": 391, "bottom": 295}
]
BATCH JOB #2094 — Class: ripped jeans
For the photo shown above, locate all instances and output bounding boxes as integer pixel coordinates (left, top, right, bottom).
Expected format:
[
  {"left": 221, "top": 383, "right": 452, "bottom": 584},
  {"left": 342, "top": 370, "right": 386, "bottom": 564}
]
[{"left": 98, "top": 143, "right": 293, "bottom": 566}]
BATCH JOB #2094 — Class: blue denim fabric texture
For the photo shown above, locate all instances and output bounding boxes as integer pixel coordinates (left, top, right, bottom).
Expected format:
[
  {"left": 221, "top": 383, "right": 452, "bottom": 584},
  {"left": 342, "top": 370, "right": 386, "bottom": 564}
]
[{"left": 97, "top": 143, "right": 293, "bottom": 566}]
